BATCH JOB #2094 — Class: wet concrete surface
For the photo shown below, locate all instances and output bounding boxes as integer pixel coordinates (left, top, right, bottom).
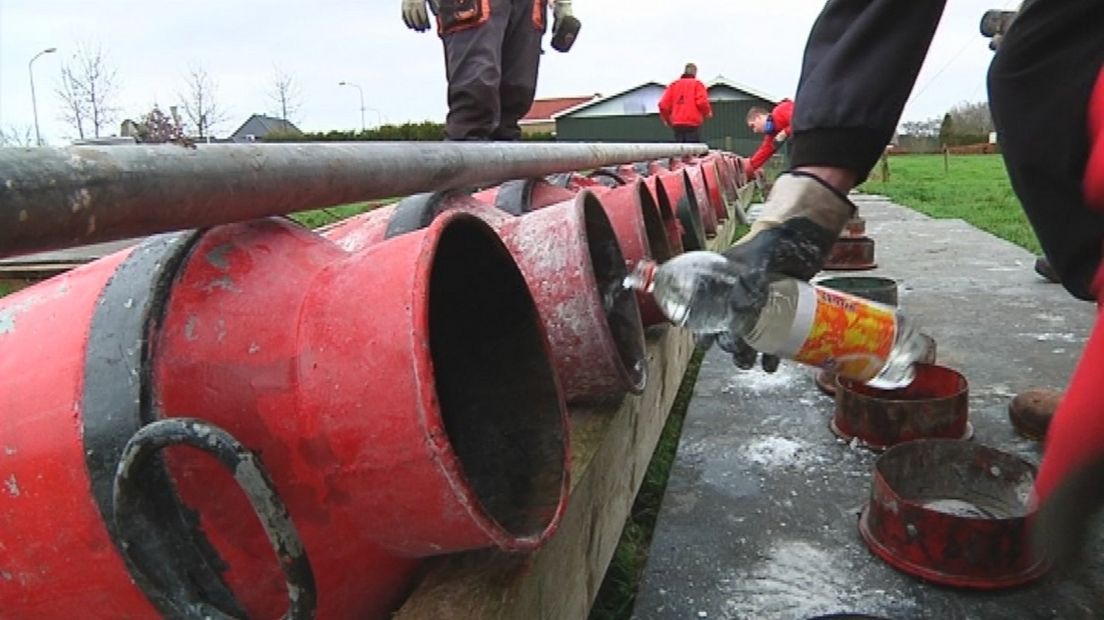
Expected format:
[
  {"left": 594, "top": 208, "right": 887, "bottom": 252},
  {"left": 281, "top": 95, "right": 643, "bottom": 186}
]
[{"left": 634, "top": 195, "right": 1104, "bottom": 619}]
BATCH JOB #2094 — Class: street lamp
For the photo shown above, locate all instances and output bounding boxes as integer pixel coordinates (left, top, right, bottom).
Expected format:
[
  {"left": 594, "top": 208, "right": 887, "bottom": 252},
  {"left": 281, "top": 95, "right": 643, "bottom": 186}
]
[
  {"left": 338, "top": 81, "right": 366, "bottom": 132},
  {"left": 365, "top": 107, "right": 384, "bottom": 128},
  {"left": 29, "top": 47, "right": 57, "bottom": 147}
]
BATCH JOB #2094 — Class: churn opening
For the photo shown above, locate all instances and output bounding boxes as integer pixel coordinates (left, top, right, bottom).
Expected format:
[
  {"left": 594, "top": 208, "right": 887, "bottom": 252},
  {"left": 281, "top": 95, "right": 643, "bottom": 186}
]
[
  {"left": 580, "top": 194, "right": 647, "bottom": 392},
  {"left": 635, "top": 182, "right": 674, "bottom": 263},
  {"left": 428, "top": 217, "right": 567, "bottom": 538}
]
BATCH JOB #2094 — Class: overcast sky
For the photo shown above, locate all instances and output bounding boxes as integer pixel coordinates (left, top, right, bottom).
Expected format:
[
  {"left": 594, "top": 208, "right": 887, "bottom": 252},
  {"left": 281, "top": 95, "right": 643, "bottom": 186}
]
[{"left": 0, "top": 0, "right": 1015, "bottom": 144}]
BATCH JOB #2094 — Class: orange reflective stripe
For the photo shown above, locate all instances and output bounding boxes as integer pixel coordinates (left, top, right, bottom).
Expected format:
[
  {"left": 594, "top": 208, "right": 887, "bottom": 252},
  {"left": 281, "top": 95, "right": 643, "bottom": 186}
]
[
  {"left": 436, "top": 0, "right": 492, "bottom": 36},
  {"left": 532, "top": 0, "right": 546, "bottom": 30}
]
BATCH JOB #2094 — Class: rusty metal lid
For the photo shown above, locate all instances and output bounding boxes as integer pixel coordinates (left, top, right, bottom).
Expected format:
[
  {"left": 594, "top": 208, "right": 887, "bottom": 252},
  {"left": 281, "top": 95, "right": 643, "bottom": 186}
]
[
  {"left": 832, "top": 364, "right": 972, "bottom": 450},
  {"left": 815, "top": 276, "right": 898, "bottom": 306},
  {"left": 858, "top": 439, "right": 1048, "bottom": 589},
  {"left": 824, "top": 236, "right": 876, "bottom": 271}
]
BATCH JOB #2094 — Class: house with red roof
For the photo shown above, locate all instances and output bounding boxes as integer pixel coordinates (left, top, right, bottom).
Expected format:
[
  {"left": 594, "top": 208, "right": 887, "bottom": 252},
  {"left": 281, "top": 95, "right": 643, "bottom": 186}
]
[{"left": 520, "top": 95, "right": 599, "bottom": 136}]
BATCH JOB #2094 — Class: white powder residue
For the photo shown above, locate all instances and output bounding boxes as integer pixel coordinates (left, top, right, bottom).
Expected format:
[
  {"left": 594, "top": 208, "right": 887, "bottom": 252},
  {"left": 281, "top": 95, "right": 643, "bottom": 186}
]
[
  {"left": 739, "top": 437, "right": 823, "bottom": 470},
  {"left": 722, "top": 362, "right": 801, "bottom": 395},
  {"left": 1033, "top": 312, "right": 1066, "bottom": 324},
  {"left": 984, "top": 383, "right": 1016, "bottom": 399},
  {"left": 1019, "top": 332, "right": 1080, "bottom": 343},
  {"left": 5, "top": 474, "right": 19, "bottom": 497},
  {"left": 722, "top": 540, "right": 916, "bottom": 619}
]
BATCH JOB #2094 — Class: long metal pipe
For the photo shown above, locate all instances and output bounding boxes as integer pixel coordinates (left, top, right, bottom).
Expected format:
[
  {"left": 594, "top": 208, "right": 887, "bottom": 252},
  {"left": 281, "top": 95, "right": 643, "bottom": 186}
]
[{"left": 0, "top": 141, "right": 708, "bottom": 258}]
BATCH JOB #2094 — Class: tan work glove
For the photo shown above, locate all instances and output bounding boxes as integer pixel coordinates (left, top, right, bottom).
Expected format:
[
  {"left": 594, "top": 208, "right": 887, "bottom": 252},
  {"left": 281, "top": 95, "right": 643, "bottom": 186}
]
[{"left": 402, "top": 0, "right": 437, "bottom": 32}]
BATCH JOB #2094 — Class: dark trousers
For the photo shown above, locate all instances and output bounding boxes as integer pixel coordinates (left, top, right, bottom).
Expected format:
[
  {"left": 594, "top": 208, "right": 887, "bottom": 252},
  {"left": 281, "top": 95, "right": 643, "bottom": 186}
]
[
  {"left": 989, "top": 0, "right": 1104, "bottom": 300},
  {"left": 442, "top": 0, "right": 545, "bottom": 141},
  {"left": 672, "top": 125, "right": 701, "bottom": 143}
]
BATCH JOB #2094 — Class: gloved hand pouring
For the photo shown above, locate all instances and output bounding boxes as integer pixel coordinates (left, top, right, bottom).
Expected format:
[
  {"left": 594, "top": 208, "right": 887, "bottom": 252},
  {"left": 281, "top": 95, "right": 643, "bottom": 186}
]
[{"left": 704, "top": 172, "right": 855, "bottom": 370}]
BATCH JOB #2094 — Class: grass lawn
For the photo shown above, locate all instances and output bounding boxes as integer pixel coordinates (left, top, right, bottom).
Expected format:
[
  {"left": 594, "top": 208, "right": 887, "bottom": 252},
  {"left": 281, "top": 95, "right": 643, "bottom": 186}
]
[
  {"left": 287, "top": 201, "right": 386, "bottom": 229},
  {"left": 860, "top": 153, "right": 1040, "bottom": 254},
  {"left": 0, "top": 282, "right": 16, "bottom": 298}
]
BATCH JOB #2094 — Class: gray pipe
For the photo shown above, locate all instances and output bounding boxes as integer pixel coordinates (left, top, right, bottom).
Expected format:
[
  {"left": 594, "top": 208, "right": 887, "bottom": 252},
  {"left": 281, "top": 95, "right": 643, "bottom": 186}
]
[{"left": 0, "top": 141, "right": 708, "bottom": 258}]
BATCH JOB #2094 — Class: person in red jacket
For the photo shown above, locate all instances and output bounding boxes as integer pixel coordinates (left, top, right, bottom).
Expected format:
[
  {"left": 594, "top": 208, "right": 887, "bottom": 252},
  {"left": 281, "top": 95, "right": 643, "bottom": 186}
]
[
  {"left": 658, "top": 63, "right": 713, "bottom": 143},
  {"left": 743, "top": 99, "right": 794, "bottom": 176}
]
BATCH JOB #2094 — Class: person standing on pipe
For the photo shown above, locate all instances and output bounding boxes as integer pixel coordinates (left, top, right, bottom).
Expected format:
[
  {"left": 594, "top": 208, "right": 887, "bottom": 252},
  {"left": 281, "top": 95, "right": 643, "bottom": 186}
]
[
  {"left": 699, "top": 0, "right": 1103, "bottom": 573},
  {"left": 658, "top": 63, "right": 713, "bottom": 144},
  {"left": 401, "top": 0, "right": 579, "bottom": 141}
]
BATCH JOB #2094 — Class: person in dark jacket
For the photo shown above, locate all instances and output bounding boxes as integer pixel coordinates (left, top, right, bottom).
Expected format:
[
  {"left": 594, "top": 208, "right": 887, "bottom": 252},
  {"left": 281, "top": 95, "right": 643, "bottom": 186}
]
[
  {"left": 658, "top": 63, "right": 713, "bottom": 143},
  {"left": 744, "top": 99, "right": 794, "bottom": 176},
  {"left": 711, "top": 0, "right": 1104, "bottom": 568},
  {"left": 402, "top": 0, "right": 575, "bottom": 141}
]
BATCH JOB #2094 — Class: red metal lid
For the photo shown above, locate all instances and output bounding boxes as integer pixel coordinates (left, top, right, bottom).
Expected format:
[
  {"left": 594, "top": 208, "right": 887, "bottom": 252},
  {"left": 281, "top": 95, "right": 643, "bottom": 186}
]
[{"left": 858, "top": 439, "right": 1049, "bottom": 589}]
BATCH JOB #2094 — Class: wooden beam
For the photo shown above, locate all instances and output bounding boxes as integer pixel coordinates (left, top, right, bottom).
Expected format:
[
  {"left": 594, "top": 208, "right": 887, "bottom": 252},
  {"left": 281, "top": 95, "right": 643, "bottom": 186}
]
[{"left": 395, "top": 218, "right": 738, "bottom": 619}]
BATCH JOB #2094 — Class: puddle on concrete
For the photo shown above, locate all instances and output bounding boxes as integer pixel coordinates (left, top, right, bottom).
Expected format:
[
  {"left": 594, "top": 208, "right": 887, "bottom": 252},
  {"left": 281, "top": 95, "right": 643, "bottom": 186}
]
[{"left": 723, "top": 540, "right": 918, "bottom": 619}]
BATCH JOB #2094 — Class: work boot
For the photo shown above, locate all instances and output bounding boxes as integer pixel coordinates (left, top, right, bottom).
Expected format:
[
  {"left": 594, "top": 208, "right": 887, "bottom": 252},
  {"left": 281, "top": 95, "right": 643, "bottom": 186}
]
[
  {"left": 1009, "top": 389, "right": 1062, "bottom": 440},
  {"left": 1034, "top": 256, "right": 1060, "bottom": 283}
]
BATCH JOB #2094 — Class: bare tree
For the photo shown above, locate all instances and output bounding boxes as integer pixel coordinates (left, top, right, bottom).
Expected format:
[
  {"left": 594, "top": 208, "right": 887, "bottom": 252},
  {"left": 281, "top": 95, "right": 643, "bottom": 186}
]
[
  {"left": 179, "top": 65, "right": 227, "bottom": 139},
  {"left": 0, "top": 125, "right": 36, "bottom": 147},
  {"left": 268, "top": 66, "right": 301, "bottom": 123},
  {"left": 56, "top": 44, "right": 118, "bottom": 139},
  {"left": 900, "top": 118, "right": 941, "bottom": 138},
  {"left": 58, "top": 65, "right": 88, "bottom": 139},
  {"left": 946, "top": 101, "right": 994, "bottom": 135}
]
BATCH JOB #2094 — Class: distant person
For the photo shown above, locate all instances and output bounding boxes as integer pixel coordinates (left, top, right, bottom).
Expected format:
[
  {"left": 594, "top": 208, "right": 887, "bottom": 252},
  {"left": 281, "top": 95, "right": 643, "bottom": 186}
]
[
  {"left": 742, "top": 99, "right": 794, "bottom": 177},
  {"left": 658, "top": 63, "right": 713, "bottom": 143},
  {"left": 401, "top": 0, "right": 577, "bottom": 141}
]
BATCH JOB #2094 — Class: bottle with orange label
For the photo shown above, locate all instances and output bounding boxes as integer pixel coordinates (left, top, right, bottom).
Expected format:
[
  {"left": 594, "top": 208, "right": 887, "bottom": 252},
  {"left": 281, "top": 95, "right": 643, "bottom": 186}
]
[{"left": 623, "top": 251, "right": 928, "bottom": 388}]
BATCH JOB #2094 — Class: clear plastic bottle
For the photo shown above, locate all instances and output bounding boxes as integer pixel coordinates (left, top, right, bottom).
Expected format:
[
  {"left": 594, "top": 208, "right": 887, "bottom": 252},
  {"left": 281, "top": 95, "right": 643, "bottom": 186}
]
[{"left": 623, "top": 251, "right": 929, "bottom": 388}]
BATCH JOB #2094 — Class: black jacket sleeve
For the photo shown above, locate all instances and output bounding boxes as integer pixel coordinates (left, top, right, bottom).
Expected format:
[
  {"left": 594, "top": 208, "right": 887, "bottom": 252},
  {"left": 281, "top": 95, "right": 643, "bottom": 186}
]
[{"left": 790, "top": 0, "right": 947, "bottom": 178}]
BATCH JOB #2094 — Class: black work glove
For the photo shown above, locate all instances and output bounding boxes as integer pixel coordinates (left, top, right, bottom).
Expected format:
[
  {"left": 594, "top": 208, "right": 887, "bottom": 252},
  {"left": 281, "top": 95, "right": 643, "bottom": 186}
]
[
  {"left": 709, "top": 171, "right": 856, "bottom": 372},
  {"left": 980, "top": 8, "right": 1018, "bottom": 51}
]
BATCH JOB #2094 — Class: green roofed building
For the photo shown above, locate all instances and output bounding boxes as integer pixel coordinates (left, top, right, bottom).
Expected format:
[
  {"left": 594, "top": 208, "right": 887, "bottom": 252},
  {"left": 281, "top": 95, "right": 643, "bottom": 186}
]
[{"left": 552, "top": 76, "right": 778, "bottom": 155}]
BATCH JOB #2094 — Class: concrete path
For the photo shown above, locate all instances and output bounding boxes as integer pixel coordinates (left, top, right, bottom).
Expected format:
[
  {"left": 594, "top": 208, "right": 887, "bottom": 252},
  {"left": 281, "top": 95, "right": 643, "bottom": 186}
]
[{"left": 634, "top": 195, "right": 1104, "bottom": 619}]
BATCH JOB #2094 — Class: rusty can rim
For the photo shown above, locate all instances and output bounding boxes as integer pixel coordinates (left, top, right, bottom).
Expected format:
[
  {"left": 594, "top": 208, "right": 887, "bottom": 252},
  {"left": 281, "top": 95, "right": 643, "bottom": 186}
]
[
  {"left": 858, "top": 439, "right": 1049, "bottom": 588},
  {"left": 832, "top": 364, "right": 972, "bottom": 449},
  {"left": 858, "top": 504, "right": 1049, "bottom": 589}
]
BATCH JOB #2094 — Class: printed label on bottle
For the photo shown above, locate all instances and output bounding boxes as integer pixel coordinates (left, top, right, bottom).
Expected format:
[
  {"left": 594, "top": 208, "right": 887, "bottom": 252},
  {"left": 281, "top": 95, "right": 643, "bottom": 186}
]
[{"left": 792, "top": 286, "right": 898, "bottom": 382}]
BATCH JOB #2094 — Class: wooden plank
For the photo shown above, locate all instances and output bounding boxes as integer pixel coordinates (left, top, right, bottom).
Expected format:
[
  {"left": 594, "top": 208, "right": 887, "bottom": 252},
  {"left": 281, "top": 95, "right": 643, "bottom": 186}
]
[
  {"left": 0, "top": 263, "right": 83, "bottom": 278},
  {"left": 0, "top": 238, "right": 141, "bottom": 266},
  {"left": 0, "top": 238, "right": 144, "bottom": 282},
  {"left": 396, "top": 218, "right": 737, "bottom": 619},
  {"left": 736, "top": 183, "right": 757, "bottom": 213}
]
